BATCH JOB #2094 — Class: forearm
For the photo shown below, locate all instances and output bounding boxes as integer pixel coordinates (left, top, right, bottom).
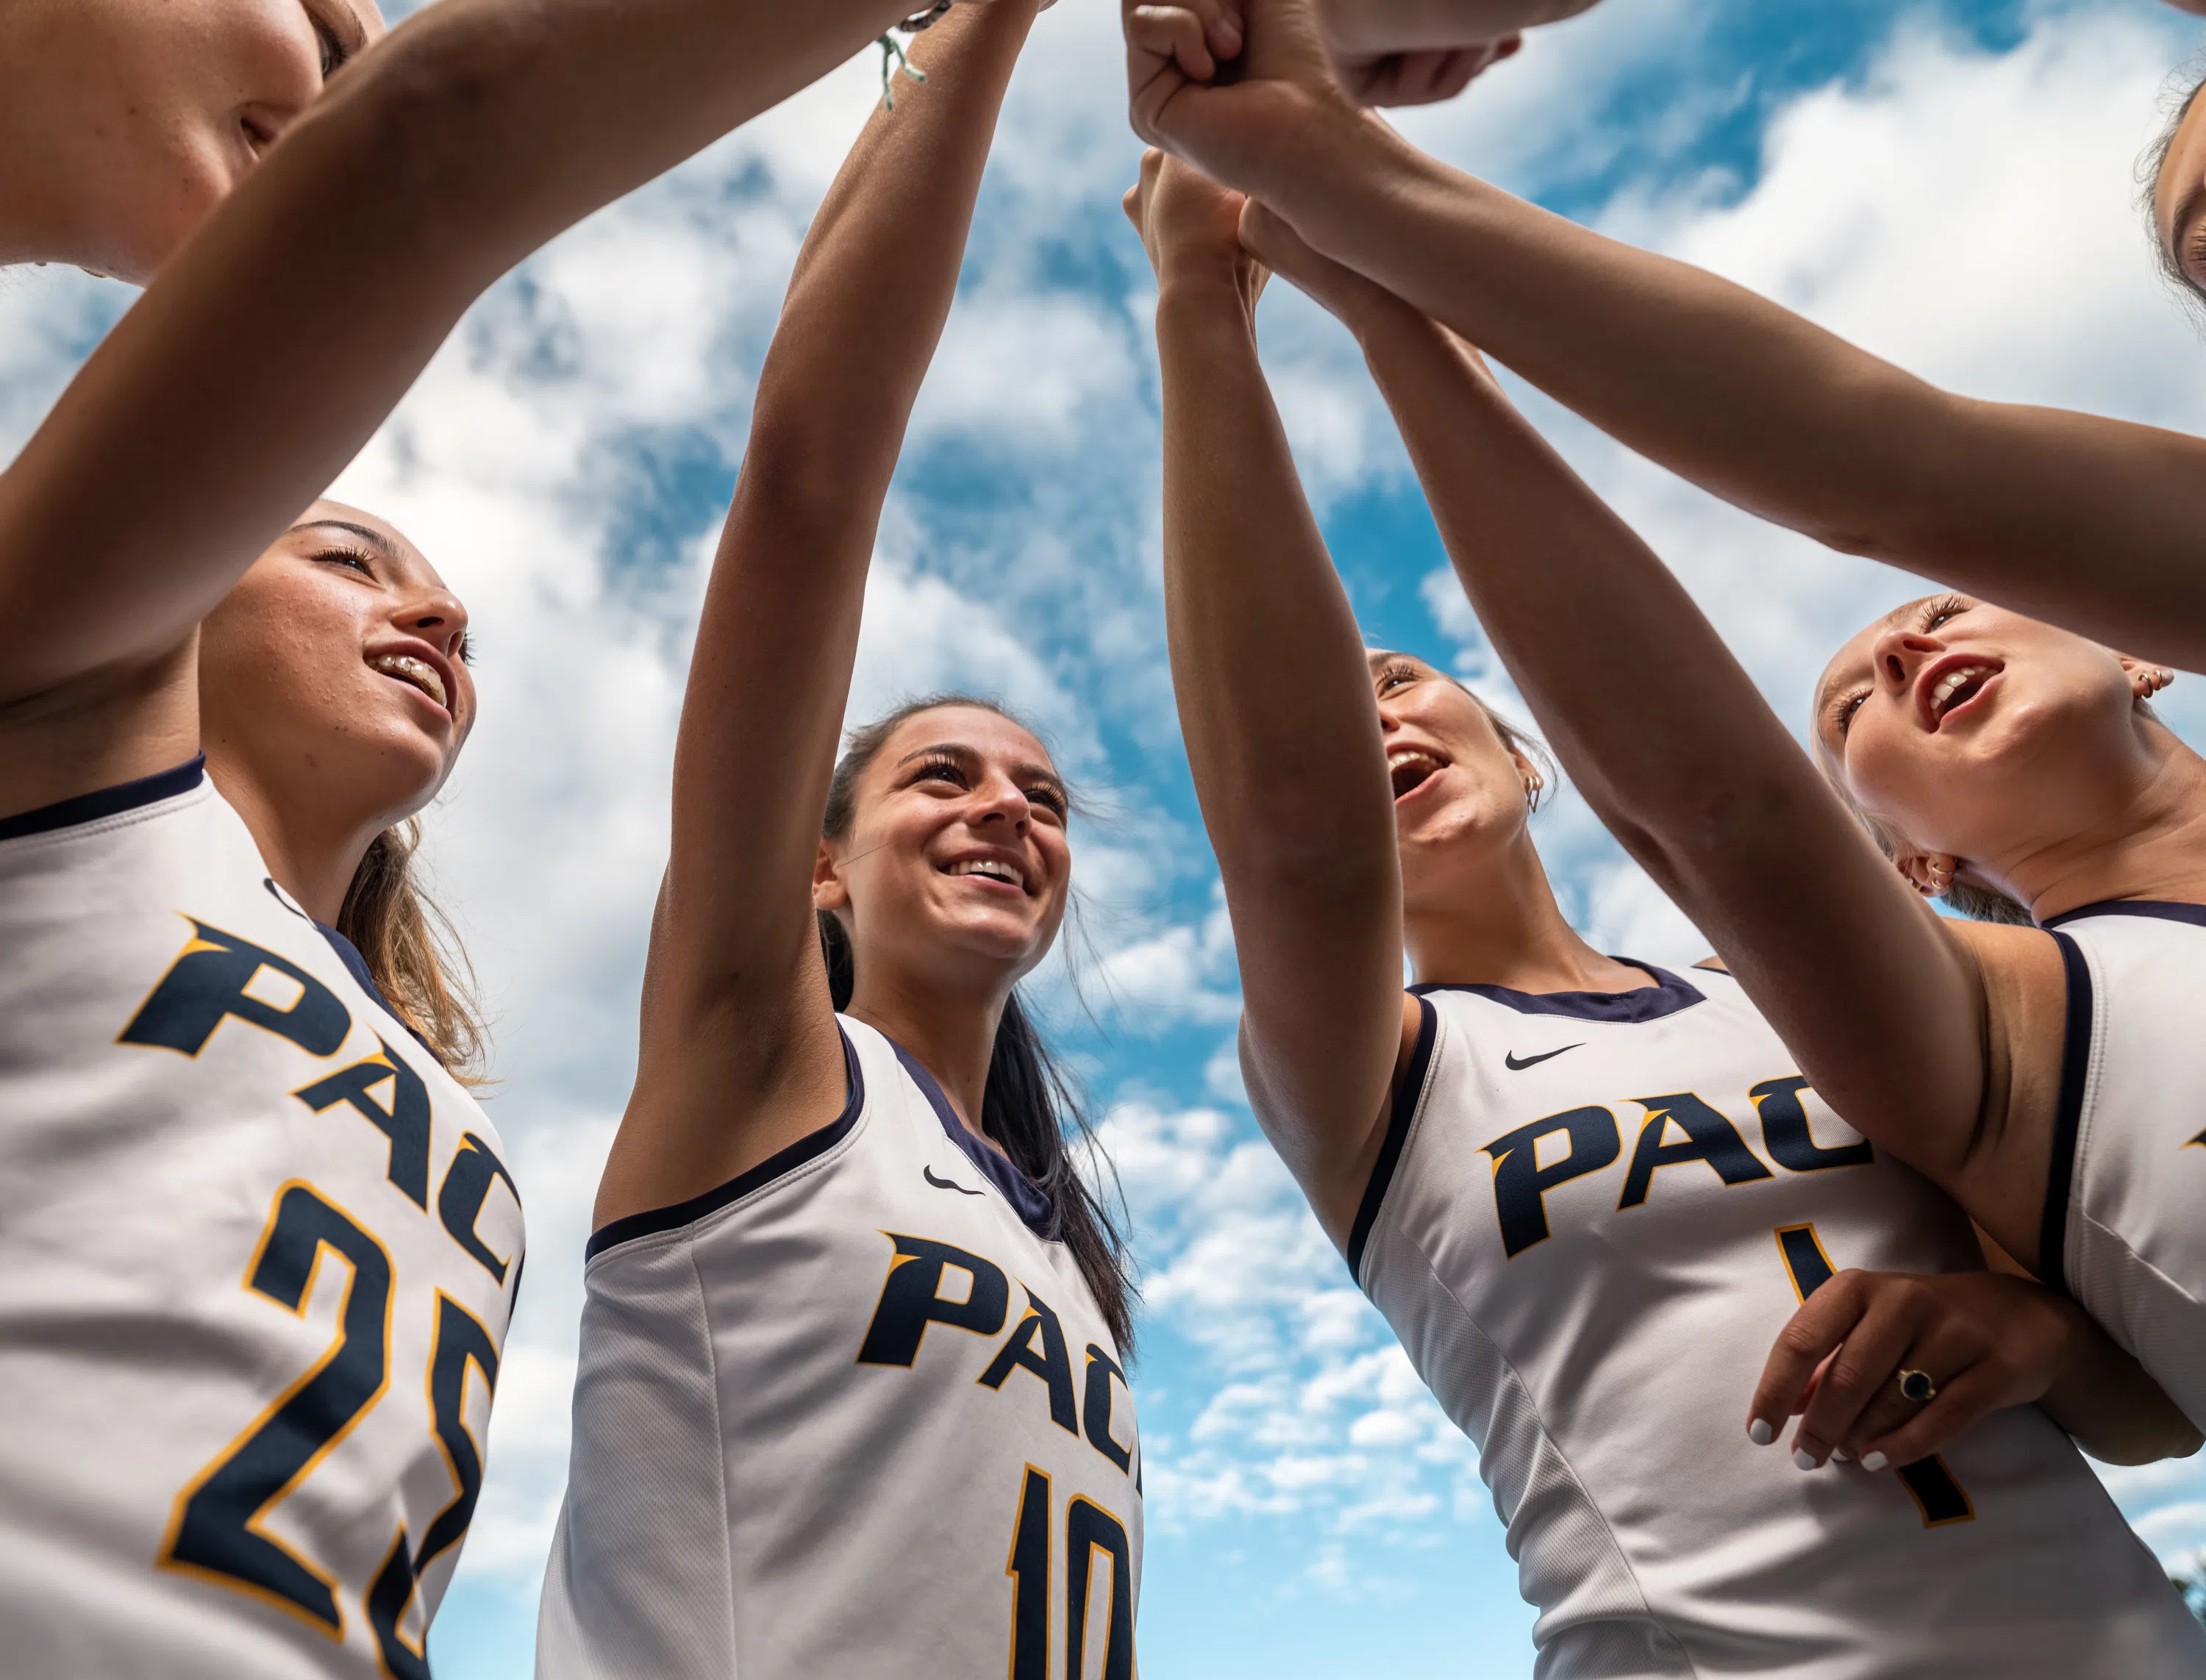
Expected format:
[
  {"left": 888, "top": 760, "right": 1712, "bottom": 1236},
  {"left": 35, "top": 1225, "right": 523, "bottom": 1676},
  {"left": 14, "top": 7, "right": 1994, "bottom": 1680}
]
[
  {"left": 0, "top": 0, "right": 917, "bottom": 700},
  {"left": 748, "top": 1, "right": 1032, "bottom": 521},
  {"left": 1267, "top": 124, "right": 2206, "bottom": 671},
  {"left": 2039, "top": 1299, "right": 2204, "bottom": 1464},
  {"left": 1158, "top": 282, "right": 1396, "bottom": 921},
  {"left": 1352, "top": 303, "right": 1985, "bottom": 1138}
]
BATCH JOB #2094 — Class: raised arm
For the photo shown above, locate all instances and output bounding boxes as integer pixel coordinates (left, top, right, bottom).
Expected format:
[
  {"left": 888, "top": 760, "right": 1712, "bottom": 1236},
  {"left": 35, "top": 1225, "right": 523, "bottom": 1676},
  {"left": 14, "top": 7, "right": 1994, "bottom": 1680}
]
[
  {"left": 1127, "top": 152, "right": 1406, "bottom": 1247},
  {"left": 0, "top": 0, "right": 922, "bottom": 815},
  {"left": 599, "top": 1, "right": 1037, "bottom": 1229},
  {"left": 1126, "top": 0, "right": 2206, "bottom": 671}
]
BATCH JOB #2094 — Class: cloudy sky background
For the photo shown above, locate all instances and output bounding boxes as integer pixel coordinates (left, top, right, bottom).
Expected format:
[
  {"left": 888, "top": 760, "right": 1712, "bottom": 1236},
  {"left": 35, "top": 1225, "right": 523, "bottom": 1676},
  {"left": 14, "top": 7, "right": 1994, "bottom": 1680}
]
[{"left": 9, "top": 0, "right": 2206, "bottom": 1671}]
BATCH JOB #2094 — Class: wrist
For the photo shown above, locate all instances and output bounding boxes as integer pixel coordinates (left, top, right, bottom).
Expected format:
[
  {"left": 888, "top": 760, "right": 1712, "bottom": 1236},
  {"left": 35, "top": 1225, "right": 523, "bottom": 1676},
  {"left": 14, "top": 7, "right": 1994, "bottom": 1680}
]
[
  {"left": 1154, "top": 263, "right": 1254, "bottom": 313},
  {"left": 1260, "top": 105, "right": 1423, "bottom": 240}
]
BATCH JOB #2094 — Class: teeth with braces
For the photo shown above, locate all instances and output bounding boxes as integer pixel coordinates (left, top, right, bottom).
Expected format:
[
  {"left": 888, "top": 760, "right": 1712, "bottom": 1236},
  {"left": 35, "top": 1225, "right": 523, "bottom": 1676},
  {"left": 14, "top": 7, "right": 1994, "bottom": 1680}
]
[{"left": 371, "top": 654, "right": 447, "bottom": 709}]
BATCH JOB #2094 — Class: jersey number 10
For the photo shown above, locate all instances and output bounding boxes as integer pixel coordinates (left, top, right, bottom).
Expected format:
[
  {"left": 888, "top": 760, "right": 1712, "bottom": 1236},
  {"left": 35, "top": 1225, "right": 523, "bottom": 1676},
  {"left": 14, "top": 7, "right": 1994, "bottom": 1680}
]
[{"left": 1007, "top": 1465, "right": 1135, "bottom": 1679}]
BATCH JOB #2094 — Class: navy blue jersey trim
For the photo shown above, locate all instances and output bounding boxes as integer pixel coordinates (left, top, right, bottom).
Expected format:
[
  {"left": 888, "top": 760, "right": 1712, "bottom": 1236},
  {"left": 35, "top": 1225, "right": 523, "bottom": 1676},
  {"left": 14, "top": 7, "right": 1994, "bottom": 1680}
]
[
  {"left": 311, "top": 920, "right": 440, "bottom": 1061},
  {"left": 1410, "top": 959, "right": 1704, "bottom": 1023},
  {"left": 2043, "top": 898, "right": 2206, "bottom": 932},
  {"left": 1348, "top": 995, "right": 1437, "bottom": 1284},
  {"left": 890, "top": 1039, "right": 1057, "bottom": 1240},
  {"left": 584, "top": 1026, "right": 865, "bottom": 1261},
  {"left": 2039, "top": 932, "right": 2093, "bottom": 1296},
  {"left": 0, "top": 754, "right": 205, "bottom": 843}
]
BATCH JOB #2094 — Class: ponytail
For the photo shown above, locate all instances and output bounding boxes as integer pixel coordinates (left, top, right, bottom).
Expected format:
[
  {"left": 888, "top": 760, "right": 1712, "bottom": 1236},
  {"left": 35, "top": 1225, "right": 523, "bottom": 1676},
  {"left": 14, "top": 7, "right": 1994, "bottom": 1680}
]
[{"left": 821, "top": 696, "right": 1135, "bottom": 1354}]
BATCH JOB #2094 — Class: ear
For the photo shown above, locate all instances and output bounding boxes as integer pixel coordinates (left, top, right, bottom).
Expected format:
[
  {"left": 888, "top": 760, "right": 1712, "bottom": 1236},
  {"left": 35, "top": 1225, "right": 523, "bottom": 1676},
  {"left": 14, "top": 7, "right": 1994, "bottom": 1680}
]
[
  {"left": 813, "top": 839, "right": 849, "bottom": 914},
  {"left": 1505, "top": 745, "right": 1545, "bottom": 807},
  {"left": 2116, "top": 654, "right": 2175, "bottom": 701},
  {"left": 1893, "top": 848, "right": 1958, "bottom": 900}
]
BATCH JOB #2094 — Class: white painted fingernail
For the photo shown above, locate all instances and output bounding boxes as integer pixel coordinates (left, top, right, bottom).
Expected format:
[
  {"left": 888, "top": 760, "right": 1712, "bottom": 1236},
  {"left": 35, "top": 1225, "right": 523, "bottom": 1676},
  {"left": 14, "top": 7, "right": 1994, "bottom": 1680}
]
[
  {"left": 1749, "top": 1420, "right": 1774, "bottom": 1446},
  {"left": 1860, "top": 1451, "right": 1888, "bottom": 1473},
  {"left": 1793, "top": 1448, "right": 1818, "bottom": 1471},
  {"left": 1832, "top": 1449, "right": 1851, "bottom": 1463}
]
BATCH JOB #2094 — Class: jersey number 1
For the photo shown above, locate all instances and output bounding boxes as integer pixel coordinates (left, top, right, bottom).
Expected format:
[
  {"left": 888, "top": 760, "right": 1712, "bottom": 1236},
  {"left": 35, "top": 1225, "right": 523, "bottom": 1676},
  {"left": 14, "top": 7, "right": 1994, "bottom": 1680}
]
[
  {"left": 1007, "top": 1466, "right": 1134, "bottom": 1679},
  {"left": 1774, "top": 1223, "right": 1974, "bottom": 1527}
]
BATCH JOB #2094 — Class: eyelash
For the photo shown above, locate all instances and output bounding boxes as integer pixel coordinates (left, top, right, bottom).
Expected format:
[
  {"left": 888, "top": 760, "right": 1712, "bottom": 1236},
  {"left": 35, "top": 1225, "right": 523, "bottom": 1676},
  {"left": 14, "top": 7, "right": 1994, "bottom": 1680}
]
[
  {"left": 913, "top": 754, "right": 1068, "bottom": 818},
  {"left": 315, "top": 544, "right": 375, "bottom": 577},
  {"left": 310, "top": 8, "right": 350, "bottom": 79},
  {"left": 1376, "top": 661, "right": 1421, "bottom": 694},
  {"left": 314, "top": 545, "right": 476, "bottom": 667}
]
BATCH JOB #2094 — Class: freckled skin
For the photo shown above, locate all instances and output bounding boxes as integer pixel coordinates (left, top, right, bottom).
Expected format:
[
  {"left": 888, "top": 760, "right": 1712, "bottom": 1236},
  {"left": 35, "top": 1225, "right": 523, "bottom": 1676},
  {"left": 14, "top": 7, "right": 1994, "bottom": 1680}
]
[
  {"left": 0, "top": 0, "right": 386, "bottom": 282},
  {"left": 199, "top": 498, "right": 474, "bottom": 897}
]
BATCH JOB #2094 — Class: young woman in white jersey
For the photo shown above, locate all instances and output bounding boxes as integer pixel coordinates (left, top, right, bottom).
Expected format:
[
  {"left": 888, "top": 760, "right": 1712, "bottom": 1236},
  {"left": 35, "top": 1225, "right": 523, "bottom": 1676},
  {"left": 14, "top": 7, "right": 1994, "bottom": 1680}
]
[
  {"left": 1120, "top": 0, "right": 2206, "bottom": 676},
  {"left": 0, "top": 0, "right": 957, "bottom": 1671},
  {"left": 1128, "top": 148, "right": 2205, "bottom": 1676},
  {"left": 1221, "top": 114, "right": 2206, "bottom": 1434},
  {"left": 538, "top": 8, "right": 1146, "bottom": 1677}
]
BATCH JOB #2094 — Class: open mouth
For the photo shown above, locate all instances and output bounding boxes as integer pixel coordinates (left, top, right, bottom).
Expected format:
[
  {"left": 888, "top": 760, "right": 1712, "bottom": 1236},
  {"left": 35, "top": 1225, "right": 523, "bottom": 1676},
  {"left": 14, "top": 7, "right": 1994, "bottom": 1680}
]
[
  {"left": 1920, "top": 660, "right": 2000, "bottom": 732},
  {"left": 942, "top": 857, "right": 1028, "bottom": 895},
  {"left": 371, "top": 653, "right": 449, "bottom": 712},
  {"left": 1388, "top": 748, "right": 1445, "bottom": 801}
]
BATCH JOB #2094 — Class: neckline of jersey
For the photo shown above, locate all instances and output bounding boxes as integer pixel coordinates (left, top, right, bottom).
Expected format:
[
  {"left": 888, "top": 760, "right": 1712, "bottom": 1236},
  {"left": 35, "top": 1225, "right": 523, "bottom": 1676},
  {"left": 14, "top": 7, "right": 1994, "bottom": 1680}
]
[
  {"left": 0, "top": 753, "right": 206, "bottom": 843},
  {"left": 2041, "top": 898, "right": 2206, "bottom": 931},
  {"left": 1409, "top": 958, "right": 1706, "bottom": 1023},
  {"left": 887, "top": 1037, "right": 1058, "bottom": 1240}
]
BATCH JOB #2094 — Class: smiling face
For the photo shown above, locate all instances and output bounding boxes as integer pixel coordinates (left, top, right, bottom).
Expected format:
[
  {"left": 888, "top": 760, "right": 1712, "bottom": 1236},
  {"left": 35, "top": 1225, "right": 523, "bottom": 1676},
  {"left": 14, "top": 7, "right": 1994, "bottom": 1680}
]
[
  {"left": 199, "top": 500, "right": 475, "bottom": 839},
  {"left": 1815, "top": 593, "right": 2155, "bottom": 884},
  {"left": 1371, "top": 652, "right": 1542, "bottom": 910},
  {"left": 7, "top": 0, "right": 384, "bottom": 282},
  {"left": 815, "top": 705, "right": 1073, "bottom": 1001}
]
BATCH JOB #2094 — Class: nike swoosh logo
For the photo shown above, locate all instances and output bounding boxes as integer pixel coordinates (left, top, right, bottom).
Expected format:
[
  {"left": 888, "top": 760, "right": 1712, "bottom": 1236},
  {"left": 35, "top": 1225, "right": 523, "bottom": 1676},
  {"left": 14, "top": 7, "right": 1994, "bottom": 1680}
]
[
  {"left": 1504, "top": 1044, "right": 1583, "bottom": 1071},
  {"left": 924, "top": 1165, "right": 984, "bottom": 1196}
]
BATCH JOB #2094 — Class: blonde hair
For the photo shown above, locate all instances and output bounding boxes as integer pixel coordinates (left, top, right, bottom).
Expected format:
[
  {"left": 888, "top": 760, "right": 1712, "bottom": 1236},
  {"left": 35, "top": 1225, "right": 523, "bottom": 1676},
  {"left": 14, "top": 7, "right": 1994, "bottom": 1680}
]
[{"left": 335, "top": 819, "right": 490, "bottom": 1081}]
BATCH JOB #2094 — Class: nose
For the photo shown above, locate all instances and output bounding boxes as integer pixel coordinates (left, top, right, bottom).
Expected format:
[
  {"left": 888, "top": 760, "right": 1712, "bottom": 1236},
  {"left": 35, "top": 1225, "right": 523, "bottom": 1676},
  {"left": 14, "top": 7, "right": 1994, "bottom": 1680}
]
[
  {"left": 1868, "top": 628, "right": 1944, "bottom": 693},
  {"left": 968, "top": 768, "right": 1032, "bottom": 834},
  {"left": 393, "top": 585, "right": 469, "bottom": 660}
]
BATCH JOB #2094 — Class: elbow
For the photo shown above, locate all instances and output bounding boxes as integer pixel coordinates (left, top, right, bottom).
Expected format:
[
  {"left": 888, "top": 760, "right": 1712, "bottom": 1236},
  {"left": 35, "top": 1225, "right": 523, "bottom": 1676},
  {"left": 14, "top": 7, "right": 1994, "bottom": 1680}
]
[{"left": 2086, "top": 1418, "right": 2206, "bottom": 1468}]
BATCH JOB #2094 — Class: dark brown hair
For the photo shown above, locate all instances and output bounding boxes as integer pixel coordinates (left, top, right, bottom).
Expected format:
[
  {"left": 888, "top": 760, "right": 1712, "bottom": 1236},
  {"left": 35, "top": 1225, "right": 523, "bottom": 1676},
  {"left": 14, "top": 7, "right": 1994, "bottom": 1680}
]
[
  {"left": 337, "top": 818, "right": 490, "bottom": 1080},
  {"left": 819, "top": 693, "right": 1135, "bottom": 1353}
]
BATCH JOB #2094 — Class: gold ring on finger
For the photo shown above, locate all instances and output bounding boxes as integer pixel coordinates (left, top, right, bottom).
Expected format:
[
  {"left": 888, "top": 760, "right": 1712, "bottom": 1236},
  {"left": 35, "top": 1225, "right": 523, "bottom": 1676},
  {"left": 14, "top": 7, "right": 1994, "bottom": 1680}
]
[{"left": 1897, "top": 1368, "right": 1936, "bottom": 1404}]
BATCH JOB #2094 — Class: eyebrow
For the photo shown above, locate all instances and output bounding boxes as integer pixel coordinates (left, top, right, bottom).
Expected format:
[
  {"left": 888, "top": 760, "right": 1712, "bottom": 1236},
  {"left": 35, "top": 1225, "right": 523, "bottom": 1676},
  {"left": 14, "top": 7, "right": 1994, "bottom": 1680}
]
[
  {"left": 896, "top": 742, "right": 1066, "bottom": 793},
  {"left": 309, "top": 0, "right": 373, "bottom": 60},
  {"left": 288, "top": 518, "right": 400, "bottom": 558}
]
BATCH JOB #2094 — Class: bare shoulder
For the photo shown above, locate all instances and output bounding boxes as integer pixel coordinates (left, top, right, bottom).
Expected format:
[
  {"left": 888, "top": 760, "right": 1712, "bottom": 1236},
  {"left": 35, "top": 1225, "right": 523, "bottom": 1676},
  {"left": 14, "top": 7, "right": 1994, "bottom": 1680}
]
[{"left": 1942, "top": 918, "right": 2067, "bottom": 1272}]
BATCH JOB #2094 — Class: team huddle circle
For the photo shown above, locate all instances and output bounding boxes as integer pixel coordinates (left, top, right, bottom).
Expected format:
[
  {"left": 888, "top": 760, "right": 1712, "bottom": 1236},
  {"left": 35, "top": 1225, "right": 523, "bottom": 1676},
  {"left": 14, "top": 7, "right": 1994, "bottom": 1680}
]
[{"left": 7, "top": 0, "right": 2206, "bottom": 1676}]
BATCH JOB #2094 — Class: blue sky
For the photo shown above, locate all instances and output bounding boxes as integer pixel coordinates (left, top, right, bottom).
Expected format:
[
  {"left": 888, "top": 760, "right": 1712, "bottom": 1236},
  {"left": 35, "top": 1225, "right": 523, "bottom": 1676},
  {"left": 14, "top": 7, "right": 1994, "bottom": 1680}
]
[{"left": 7, "top": 0, "right": 2206, "bottom": 1674}]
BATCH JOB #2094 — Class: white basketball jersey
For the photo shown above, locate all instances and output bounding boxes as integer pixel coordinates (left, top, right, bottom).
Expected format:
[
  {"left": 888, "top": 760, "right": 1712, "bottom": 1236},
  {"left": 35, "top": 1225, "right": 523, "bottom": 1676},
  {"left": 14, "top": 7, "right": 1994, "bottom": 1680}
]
[
  {"left": 0, "top": 760, "right": 524, "bottom": 1680},
  {"left": 1351, "top": 962, "right": 2202, "bottom": 1679},
  {"left": 2041, "top": 903, "right": 2206, "bottom": 1430},
  {"left": 537, "top": 1015, "right": 1141, "bottom": 1680}
]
